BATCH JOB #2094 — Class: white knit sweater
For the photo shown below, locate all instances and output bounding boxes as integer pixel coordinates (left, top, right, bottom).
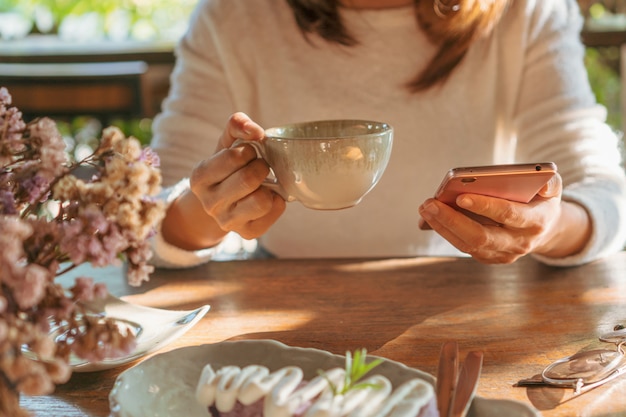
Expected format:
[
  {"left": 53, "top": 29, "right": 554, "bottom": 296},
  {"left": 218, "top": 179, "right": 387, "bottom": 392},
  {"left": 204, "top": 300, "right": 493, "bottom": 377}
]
[{"left": 150, "top": 0, "right": 626, "bottom": 267}]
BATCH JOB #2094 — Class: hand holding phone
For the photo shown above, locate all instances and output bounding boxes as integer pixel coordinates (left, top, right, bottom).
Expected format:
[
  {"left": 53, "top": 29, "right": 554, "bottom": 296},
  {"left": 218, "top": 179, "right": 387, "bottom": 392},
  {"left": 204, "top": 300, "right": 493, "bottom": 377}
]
[{"left": 420, "top": 162, "right": 557, "bottom": 229}]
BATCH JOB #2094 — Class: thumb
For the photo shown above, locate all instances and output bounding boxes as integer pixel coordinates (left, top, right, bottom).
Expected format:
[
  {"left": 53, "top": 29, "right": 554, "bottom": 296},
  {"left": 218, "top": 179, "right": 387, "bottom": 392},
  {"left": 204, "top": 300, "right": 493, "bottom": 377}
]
[
  {"left": 219, "top": 112, "right": 265, "bottom": 150},
  {"left": 537, "top": 173, "right": 562, "bottom": 198}
]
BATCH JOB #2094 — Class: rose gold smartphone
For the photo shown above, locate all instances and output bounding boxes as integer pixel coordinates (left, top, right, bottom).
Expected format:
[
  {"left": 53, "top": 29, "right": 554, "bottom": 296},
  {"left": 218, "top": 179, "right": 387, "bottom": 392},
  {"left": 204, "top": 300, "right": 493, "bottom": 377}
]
[{"left": 420, "top": 162, "right": 557, "bottom": 229}]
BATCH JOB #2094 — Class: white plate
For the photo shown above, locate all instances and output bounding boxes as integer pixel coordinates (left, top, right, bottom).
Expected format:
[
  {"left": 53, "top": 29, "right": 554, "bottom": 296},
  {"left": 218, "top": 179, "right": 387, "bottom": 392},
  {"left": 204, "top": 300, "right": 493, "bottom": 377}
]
[
  {"left": 109, "top": 339, "right": 540, "bottom": 417},
  {"left": 24, "top": 293, "right": 210, "bottom": 372},
  {"left": 74, "top": 294, "right": 210, "bottom": 372},
  {"left": 36, "top": 263, "right": 211, "bottom": 372}
]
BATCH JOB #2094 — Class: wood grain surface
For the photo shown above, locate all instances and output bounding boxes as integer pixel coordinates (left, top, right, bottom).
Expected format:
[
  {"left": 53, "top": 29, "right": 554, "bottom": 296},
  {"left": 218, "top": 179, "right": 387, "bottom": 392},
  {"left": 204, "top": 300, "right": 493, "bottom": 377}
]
[{"left": 21, "top": 252, "right": 626, "bottom": 417}]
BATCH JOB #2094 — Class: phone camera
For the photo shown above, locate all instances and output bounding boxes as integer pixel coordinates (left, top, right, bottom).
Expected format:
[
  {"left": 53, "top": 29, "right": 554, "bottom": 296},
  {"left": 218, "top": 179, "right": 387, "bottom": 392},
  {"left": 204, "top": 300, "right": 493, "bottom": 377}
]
[{"left": 535, "top": 165, "right": 542, "bottom": 171}]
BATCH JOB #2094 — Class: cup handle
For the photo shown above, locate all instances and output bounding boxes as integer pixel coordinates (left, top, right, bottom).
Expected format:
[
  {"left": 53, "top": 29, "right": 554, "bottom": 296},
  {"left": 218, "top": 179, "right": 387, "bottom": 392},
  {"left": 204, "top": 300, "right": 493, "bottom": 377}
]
[{"left": 231, "top": 138, "right": 294, "bottom": 202}]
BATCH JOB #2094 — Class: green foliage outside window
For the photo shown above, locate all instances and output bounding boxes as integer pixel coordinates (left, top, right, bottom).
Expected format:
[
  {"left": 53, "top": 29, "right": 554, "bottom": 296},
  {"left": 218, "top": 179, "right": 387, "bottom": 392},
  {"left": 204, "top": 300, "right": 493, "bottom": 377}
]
[
  {"left": 0, "top": 0, "right": 197, "bottom": 41},
  {"left": 585, "top": 47, "right": 622, "bottom": 131}
]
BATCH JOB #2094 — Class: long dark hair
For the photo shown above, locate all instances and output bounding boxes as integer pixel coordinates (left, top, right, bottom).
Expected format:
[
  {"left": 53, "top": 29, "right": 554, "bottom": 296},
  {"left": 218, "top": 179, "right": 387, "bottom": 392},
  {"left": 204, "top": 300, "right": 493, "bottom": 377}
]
[{"left": 285, "top": 0, "right": 512, "bottom": 92}]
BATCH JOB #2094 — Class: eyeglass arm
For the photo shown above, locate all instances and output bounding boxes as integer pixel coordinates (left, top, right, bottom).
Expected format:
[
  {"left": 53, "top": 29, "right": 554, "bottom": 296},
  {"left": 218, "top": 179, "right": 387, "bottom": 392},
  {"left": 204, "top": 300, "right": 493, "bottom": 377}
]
[
  {"left": 516, "top": 364, "right": 626, "bottom": 395},
  {"left": 575, "top": 364, "right": 626, "bottom": 395}
]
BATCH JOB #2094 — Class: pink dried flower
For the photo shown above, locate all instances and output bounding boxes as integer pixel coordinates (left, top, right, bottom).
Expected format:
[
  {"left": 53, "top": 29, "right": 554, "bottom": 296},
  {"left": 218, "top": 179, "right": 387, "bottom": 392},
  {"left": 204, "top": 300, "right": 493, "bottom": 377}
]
[
  {"left": 0, "top": 86, "right": 11, "bottom": 105},
  {"left": 10, "top": 264, "right": 52, "bottom": 309},
  {"left": 139, "top": 147, "right": 160, "bottom": 167},
  {"left": 25, "top": 117, "right": 67, "bottom": 180},
  {"left": 0, "top": 87, "right": 165, "bottom": 417},
  {"left": 0, "top": 189, "right": 17, "bottom": 214},
  {"left": 70, "top": 277, "right": 108, "bottom": 303}
]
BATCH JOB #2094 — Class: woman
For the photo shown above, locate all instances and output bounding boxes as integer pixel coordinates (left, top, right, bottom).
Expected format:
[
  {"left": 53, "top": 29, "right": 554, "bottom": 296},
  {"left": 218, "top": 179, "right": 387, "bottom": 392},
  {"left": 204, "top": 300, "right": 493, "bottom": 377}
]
[{"left": 150, "top": 0, "right": 626, "bottom": 267}]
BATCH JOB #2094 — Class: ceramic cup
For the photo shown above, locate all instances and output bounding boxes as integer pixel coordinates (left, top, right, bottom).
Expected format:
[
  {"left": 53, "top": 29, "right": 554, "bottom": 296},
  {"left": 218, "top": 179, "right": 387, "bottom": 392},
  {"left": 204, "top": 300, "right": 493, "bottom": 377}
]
[{"left": 234, "top": 119, "right": 393, "bottom": 210}]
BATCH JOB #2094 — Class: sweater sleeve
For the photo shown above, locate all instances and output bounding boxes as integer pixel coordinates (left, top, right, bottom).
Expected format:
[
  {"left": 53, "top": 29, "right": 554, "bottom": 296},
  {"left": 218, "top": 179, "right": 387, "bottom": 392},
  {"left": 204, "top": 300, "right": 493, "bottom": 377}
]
[
  {"left": 533, "top": 178, "right": 626, "bottom": 266},
  {"left": 149, "top": 179, "right": 216, "bottom": 268},
  {"left": 149, "top": 179, "right": 259, "bottom": 269},
  {"left": 510, "top": 0, "right": 626, "bottom": 265}
]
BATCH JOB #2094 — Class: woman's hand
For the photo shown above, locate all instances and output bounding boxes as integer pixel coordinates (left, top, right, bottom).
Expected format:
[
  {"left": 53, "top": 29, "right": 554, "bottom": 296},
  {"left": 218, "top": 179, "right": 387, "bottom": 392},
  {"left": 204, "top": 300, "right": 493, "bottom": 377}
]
[
  {"left": 418, "top": 173, "right": 591, "bottom": 264},
  {"left": 161, "top": 112, "right": 286, "bottom": 251}
]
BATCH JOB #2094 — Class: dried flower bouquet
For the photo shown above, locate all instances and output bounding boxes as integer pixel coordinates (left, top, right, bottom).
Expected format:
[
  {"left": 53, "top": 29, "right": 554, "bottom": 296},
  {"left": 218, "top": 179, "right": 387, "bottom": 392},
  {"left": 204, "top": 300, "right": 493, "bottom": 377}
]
[{"left": 0, "top": 87, "right": 165, "bottom": 417}]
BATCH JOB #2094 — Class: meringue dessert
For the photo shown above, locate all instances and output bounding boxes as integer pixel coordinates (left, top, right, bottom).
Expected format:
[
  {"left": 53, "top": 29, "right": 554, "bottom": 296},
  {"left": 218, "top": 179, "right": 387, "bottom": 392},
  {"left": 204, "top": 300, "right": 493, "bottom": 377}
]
[{"left": 196, "top": 349, "right": 438, "bottom": 417}]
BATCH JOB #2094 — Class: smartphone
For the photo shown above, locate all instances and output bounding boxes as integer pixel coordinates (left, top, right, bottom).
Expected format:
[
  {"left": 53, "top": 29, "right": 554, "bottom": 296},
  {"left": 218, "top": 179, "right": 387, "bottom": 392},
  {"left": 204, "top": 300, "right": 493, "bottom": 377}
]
[{"left": 420, "top": 162, "right": 557, "bottom": 229}]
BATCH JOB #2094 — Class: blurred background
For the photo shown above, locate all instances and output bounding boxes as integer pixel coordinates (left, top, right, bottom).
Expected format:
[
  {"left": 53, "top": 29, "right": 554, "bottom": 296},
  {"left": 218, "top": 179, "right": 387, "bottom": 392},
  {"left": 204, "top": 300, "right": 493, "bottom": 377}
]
[
  {"left": 0, "top": 0, "right": 196, "bottom": 162},
  {"left": 0, "top": 0, "right": 196, "bottom": 42},
  {"left": 0, "top": 0, "right": 624, "bottom": 164}
]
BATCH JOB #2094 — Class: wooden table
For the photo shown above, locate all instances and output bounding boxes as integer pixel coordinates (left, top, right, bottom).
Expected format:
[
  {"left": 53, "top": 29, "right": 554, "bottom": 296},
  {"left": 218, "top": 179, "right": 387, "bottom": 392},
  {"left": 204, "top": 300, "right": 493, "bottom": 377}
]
[{"left": 20, "top": 252, "right": 626, "bottom": 417}]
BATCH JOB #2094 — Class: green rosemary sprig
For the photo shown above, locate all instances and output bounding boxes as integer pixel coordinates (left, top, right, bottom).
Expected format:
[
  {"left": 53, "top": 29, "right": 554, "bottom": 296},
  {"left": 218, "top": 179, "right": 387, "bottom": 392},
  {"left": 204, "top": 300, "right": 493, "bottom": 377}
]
[{"left": 318, "top": 348, "right": 384, "bottom": 396}]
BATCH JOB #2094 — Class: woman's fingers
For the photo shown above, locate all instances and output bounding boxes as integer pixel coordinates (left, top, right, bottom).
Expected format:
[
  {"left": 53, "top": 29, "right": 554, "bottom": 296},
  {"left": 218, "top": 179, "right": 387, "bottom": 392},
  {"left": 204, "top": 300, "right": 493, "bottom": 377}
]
[
  {"left": 192, "top": 153, "right": 270, "bottom": 214},
  {"left": 217, "top": 112, "right": 265, "bottom": 150},
  {"left": 233, "top": 192, "right": 287, "bottom": 239},
  {"left": 191, "top": 145, "right": 263, "bottom": 193},
  {"left": 536, "top": 173, "right": 561, "bottom": 198}
]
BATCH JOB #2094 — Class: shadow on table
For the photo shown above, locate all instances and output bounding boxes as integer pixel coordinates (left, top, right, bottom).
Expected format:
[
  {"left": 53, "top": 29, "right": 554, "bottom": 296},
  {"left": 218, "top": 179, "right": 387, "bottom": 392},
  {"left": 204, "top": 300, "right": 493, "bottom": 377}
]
[{"left": 520, "top": 374, "right": 626, "bottom": 413}]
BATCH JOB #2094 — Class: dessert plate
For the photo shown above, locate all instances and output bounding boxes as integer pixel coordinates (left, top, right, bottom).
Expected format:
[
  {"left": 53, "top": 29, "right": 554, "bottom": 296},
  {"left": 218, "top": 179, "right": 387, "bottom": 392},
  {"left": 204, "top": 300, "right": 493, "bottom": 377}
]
[{"left": 109, "top": 339, "right": 540, "bottom": 417}]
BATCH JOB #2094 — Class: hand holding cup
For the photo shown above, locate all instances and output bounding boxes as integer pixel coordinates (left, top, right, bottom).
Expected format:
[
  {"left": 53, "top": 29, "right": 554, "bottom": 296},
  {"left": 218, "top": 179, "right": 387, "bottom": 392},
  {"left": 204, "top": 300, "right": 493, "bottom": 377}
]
[{"left": 180, "top": 115, "right": 393, "bottom": 249}]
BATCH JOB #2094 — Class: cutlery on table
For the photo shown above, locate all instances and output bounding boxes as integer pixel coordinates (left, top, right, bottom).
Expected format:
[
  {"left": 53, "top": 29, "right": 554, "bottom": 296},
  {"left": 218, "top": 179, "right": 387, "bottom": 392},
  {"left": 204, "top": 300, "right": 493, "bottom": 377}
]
[{"left": 436, "top": 341, "right": 484, "bottom": 417}]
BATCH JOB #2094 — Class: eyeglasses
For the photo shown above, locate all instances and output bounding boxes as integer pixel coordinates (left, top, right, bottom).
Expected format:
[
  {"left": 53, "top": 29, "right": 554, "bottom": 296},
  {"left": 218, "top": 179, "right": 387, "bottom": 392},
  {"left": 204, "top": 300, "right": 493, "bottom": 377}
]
[{"left": 517, "top": 326, "right": 626, "bottom": 395}]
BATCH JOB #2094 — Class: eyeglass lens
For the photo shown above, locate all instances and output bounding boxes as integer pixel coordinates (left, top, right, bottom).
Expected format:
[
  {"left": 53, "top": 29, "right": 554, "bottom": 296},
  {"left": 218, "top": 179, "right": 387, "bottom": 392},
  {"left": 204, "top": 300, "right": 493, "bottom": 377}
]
[
  {"left": 542, "top": 348, "right": 624, "bottom": 384},
  {"left": 542, "top": 328, "right": 626, "bottom": 388}
]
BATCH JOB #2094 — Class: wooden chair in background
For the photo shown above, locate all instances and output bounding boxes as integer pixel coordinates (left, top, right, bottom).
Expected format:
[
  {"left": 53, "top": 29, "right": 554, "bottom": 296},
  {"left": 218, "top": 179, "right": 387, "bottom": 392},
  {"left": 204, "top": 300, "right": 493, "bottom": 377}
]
[{"left": 0, "top": 60, "right": 148, "bottom": 124}]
